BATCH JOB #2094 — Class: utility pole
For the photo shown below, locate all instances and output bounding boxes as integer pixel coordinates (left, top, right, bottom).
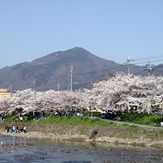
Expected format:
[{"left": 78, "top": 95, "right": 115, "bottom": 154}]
[
  {"left": 145, "top": 61, "right": 153, "bottom": 77},
  {"left": 57, "top": 84, "right": 60, "bottom": 91},
  {"left": 33, "top": 78, "right": 35, "bottom": 90},
  {"left": 70, "top": 66, "right": 73, "bottom": 91},
  {"left": 9, "top": 84, "right": 12, "bottom": 96},
  {"left": 122, "top": 56, "right": 134, "bottom": 74}
]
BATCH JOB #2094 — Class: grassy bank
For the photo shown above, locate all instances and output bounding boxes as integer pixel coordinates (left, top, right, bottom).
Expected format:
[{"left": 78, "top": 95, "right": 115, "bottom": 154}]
[
  {"left": 1, "top": 114, "right": 163, "bottom": 128},
  {"left": 1, "top": 112, "right": 163, "bottom": 128},
  {"left": 119, "top": 112, "right": 163, "bottom": 127},
  {"left": 1, "top": 115, "right": 163, "bottom": 139},
  {"left": 38, "top": 116, "right": 118, "bottom": 127},
  {"left": 0, "top": 115, "right": 163, "bottom": 150}
]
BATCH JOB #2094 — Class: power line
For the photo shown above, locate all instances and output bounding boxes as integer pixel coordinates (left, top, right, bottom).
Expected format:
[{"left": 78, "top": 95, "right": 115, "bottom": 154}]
[
  {"left": 134, "top": 54, "right": 163, "bottom": 61},
  {"left": 133, "top": 54, "right": 163, "bottom": 65},
  {"left": 134, "top": 58, "right": 163, "bottom": 65}
]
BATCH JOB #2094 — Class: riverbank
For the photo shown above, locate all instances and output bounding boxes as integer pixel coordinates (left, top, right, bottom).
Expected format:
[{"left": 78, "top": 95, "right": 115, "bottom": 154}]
[{"left": 0, "top": 123, "right": 163, "bottom": 151}]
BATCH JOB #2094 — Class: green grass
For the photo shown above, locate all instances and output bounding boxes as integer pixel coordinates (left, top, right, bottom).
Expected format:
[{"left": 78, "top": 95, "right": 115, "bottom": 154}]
[
  {"left": 1, "top": 115, "right": 119, "bottom": 128},
  {"left": 119, "top": 112, "right": 163, "bottom": 127},
  {"left": 1, "top": 115, "right": 35, "bottom": 128},
  {"left": 2, "top": 112, "right": 163, "bottom": 128},
  {"left": 38, "top": 116, "right": 118, "bottom": 127},
  {"left": 1, "top": 115, "right": 162, "bottom": 141},
  {"left": 3, "top": 115, "right": 17, "bottom": 122},
  {"left": 129, "top": 125, "right": 139, "bottom": 131}
]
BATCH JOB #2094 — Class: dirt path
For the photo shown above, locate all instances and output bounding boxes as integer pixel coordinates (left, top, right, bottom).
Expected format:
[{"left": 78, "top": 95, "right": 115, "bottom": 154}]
[{"left": 90, "top": 117, "right": 162, "bottom": 129}]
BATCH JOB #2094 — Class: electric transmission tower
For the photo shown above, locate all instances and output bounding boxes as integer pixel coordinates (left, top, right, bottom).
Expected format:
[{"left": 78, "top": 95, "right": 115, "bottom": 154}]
[
  {"left": 122, "top": 56, "right": 134, "bottom": 74},
  {"left": 145, "top": 61, "right": 153, "bottom": 77}
]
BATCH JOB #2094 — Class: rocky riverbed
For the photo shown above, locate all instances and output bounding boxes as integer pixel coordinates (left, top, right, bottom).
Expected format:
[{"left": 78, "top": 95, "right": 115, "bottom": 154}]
[{"left": 1, "top": 124, "right": 163, "bottom": 151}]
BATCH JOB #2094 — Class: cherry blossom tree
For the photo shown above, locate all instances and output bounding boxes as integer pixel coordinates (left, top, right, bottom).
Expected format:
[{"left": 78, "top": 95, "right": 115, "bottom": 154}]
[
  {"left": 0, "top": 89, "right": 85, "bottom": 115},
  {"left": 0, "top": 73, "right": 163, "bottom": 115},
  {"left": 83, "top": 73, "right": 163, "bottom": 113}
]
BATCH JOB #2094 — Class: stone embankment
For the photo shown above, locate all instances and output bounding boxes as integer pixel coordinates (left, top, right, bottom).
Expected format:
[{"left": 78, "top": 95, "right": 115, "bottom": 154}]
[{"left": 0, "top": 123, "right": 163, "bottom": 150}]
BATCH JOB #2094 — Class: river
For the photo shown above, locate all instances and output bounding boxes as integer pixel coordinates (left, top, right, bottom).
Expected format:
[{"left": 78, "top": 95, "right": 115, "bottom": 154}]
[{"left": 0, "top": 135, "right": 162, "bottom": 163}]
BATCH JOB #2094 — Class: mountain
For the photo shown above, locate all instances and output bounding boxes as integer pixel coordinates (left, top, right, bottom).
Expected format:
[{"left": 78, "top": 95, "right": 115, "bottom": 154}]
[
  {"left": 0, "top": 47, "right": 119, "bottom": 91},
  {"left": 0, "top": 47, "right": 162, "bottom": 91}
]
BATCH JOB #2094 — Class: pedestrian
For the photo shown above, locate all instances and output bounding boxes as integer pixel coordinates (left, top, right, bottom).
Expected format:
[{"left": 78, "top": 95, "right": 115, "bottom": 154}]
[
  {"left": 7, "top": 127, "right": 9, "bottom": 133},
  {"left": 16, "top": 125, "right": 19, "bottom": 133},
  {"left": 161, "top": 122, "right": 163, "bottom": 127},
  {"left": 23, "top": 126, "right": 26, "bottom": 133},
  {"left": 20, "top": 124, "right": 23, "bottom": 132},
  {"left": 5, "top": 126, "right": 9, "bottom": 133},
  {"left": 20, "top": 116, "right": 23, "bottom": 121},
  {"left": 12, "top": 126, "right": 15, "bottom": 132}
]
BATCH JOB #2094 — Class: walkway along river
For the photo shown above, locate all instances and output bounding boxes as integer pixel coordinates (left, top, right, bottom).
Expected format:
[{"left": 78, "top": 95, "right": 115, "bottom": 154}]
[{"left": 90, "top": 117, "right": 162, "bottom": 129}]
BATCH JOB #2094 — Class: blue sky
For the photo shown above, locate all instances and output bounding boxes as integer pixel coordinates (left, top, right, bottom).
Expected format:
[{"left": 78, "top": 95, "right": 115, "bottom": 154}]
[{"left": 0, "top": 0, "right": 163, "bottom": 68}]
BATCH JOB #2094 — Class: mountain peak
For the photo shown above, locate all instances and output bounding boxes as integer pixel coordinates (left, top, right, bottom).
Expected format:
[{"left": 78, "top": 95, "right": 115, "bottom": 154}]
[{"left": 0, "top": 47, "right": 149, "bottom": 91}]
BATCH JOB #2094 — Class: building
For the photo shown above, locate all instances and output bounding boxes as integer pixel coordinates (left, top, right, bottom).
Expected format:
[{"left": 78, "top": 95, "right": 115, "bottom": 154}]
[{"left": 0, "top": 89, "right": 11, "bottom": 98}]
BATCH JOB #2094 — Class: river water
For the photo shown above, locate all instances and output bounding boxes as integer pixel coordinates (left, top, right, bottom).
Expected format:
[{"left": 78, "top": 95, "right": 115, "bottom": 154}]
[{"left": 0, "top": 135, "right": 163, "bottom": 163}]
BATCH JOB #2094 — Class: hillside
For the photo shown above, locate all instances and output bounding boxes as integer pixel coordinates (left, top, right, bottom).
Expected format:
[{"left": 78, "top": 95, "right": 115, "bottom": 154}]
[
  {"left": 0, "top": 47, "right": 162, "bottom": 91},
  {"left": 0, "top": 47, "right": 120, "bottom": 91}
]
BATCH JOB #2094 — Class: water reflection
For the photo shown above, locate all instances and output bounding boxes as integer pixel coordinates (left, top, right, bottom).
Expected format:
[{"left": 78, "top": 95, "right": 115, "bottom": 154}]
[{"left": 0, "top": 135, "right": 163, "bottom": 163}]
